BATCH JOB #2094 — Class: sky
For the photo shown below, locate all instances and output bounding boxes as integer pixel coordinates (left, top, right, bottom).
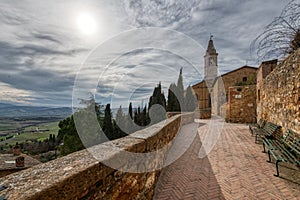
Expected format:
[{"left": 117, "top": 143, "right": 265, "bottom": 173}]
[{"left": 0, "top": 0, "right": 289, "bottom": 108}]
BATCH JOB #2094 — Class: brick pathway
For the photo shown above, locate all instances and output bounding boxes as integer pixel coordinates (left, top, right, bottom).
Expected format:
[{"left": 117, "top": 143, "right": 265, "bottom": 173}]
[{"left": 153, "top": 118, "right": 300, "bottom": 200}]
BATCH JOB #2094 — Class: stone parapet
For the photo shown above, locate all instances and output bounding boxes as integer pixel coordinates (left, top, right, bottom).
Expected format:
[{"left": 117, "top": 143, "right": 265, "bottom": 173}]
[
  {"left": 198, "top": 109, "right": 212, "bottom": 119},
  {"left": 0, "top": 113, "right": 195, "bottom": 200}
]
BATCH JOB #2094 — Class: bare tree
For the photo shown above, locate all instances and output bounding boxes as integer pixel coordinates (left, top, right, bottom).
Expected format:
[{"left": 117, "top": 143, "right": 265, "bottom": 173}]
[{"left": 251, "top": 0, "right": 300, "bottom": 62}]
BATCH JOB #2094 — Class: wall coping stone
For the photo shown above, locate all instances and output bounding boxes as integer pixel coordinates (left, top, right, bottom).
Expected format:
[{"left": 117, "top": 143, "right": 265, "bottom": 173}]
[{"left": 0, "top": 113, "right": 194, "bottom": 200}]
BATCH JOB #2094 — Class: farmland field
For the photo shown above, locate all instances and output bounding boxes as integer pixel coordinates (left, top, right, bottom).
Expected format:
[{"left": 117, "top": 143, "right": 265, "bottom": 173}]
[{"left": 0, "top": 121, "right": 59, "bottom": 146}]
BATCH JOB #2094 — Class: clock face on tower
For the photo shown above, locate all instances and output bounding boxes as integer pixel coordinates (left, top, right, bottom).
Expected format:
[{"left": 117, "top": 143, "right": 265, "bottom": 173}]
[{"left": 209, "top": 57, "right": 214, "bottom": 65}]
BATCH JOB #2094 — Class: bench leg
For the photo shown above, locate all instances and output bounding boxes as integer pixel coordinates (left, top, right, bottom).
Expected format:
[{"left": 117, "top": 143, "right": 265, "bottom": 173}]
[
  {"left": 274, "top": 160, "right": 280, "bottom": 177},
  {"left": 262, "top": 142, "right": 266, "bottom": 153},
  {"left": 267, "top": 150, "right": 271, "bottom": 163}
]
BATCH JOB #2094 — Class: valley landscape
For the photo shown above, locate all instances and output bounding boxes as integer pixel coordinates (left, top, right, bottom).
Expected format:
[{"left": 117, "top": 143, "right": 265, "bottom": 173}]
[{"left": 0, "top": 103, "right": 71, "bottom": 160}]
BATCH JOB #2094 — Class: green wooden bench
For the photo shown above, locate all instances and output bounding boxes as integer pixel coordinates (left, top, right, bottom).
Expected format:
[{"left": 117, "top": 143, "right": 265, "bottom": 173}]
[
  {"left": 262, "top": 125, "right": 283, "bottom": 153},
  {"left": 264, "top": 129, "right": 300, "bottom": 177},
  {"left": 252, "top": 122, "right": 281, "bottom": 143},
  {"left": 249, "top": 118, "right": 266, "bottom": 136}
]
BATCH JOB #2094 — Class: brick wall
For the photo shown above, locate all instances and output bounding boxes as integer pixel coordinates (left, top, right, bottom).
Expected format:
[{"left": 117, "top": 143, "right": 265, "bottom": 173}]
[
  {"left": 258, "top": 50, "right": 300, "bottom": 133},
  {"left": 0, "top": 113, "right": 195, "bottom": 200}
]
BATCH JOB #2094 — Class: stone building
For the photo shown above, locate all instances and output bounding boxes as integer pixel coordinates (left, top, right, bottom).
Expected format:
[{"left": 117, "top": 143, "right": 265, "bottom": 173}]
[
  {"left": 212, "top": 66, "right": 258, "bottom": 116},
  {"left": 225, "top": 85, "right": 257, "bottom": 123},
  {"left": 192, "top": 36, "right": 218, "bottom": 118},
  {"left": 192, "top": 37, "right": 258, "bottom": 122},
  {"left": 0, "top": 153, "right": 41, "bottom": 178}
]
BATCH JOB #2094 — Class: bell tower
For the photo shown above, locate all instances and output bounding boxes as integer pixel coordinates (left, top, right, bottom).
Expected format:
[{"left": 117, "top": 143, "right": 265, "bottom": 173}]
[{"left": 204, "top": 35, "right": 218, "bottom": 80}]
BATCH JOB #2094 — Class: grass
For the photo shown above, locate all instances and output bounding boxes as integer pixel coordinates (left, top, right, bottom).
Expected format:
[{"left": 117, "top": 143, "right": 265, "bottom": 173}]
[{"left": 0, "top": 121, "right": 59, "bottom": 146}]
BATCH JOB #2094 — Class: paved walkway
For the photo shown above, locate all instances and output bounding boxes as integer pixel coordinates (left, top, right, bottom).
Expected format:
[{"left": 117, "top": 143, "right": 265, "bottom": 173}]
[{"left": 154, "top": 118, "right": 300, "bottom": 199}]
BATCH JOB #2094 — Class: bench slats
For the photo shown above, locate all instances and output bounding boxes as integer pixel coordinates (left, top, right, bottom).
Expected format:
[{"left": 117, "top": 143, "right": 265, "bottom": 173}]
[
  {"left": 264, "top": 129, "right": 300, "bottom": 177},
  {"left": 249, "top": 118, "right": 266, "bottom": 136},
  {"left": 254, "top": 122, "right": 281, "bottom": 143}
]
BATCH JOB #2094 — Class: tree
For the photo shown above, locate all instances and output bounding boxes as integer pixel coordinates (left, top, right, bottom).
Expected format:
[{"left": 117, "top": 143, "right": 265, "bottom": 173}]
[
  {"left": 251, "top": 0, "right": 300, "bottom": 62},
  {"left": 115, "top": 106, "right": 125, "bottom": 128},
  {"left": 149, "top": 82, "right": 166, "bottom": 110},
  {"left": 167, "top": 83, "right": 180, "bottom": 112},
  {"left": 103, "top": 104, "right": 114, "bottom": 140},
  {"left": 148, "top": 82, "right": 167, "bottom": 124},
  {"left": 123, "top": 102, "right": 136, "bottom": 134},
  {"left": 184, "top": 85, "right": 197, "bottom": 112},
  {"left": 58, "top": 115, "right": 84, "bottom": 155},
  {"left": 114, "top": 106, "right": 127, "bottom": 138},
  {"left": 128, "top": 102, "right": 133, "bottom": 119},
  {"left": 167, "top": 68, "right": 185, "bottom": 112},
  {"left": 176, "top": 68, "right": 184, "bottom": 111},
  {"left": 142, "top": 105, "right": 149, "bottom": 126},
  {"left": 57, "top": 95, "right": 105, "bottom": 156}
]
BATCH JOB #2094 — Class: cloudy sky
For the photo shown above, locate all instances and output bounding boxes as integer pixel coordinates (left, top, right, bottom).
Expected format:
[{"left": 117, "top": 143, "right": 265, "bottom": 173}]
[{"left": 0, "top": 0, "right": 289, "bottom": 108}]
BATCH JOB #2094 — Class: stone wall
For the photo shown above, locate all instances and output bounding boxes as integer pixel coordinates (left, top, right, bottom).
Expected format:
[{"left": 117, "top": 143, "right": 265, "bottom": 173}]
[
  {"left": 166, "top": 112, "right": 181, "bottom": 118},
  {"left": 0, "top": 113, "right": 195, "bottom": 200},
  {"left": 258, "top": 50, "right": 300, "bottom": 133},
  {"left": 0, "top": 169, "right": 22, "bottom": 178},
  {"left": 256, "top": 59, "right": 278, "bottom": 119},
  {"left": 226, "top": 85, "right": 257, "bottom": 123}
]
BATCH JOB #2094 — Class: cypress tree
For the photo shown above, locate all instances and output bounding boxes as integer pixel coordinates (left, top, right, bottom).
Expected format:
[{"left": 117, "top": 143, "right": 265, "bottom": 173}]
[
  {"left": 185, "top": 85, "right": 197, "bottom": 112},
  {"left": 149, "top": 82, "right": 166, "bottom": 110},
  {"left": 103, "top": 104, "right": 114, "bottom": 140},
  {"left": 167, "top": 83, "right": 180, "bottom": 112},
  {"left": 115, "top": 106, "right": 126, "bottom": 138},
  {"left": 128, "top": 102, "right": 133, "bottom": 119},
  {"left": 133, "top": 108, "right": 138, "bottom": 125},
  {"left": 142, "top": 106, "right": 148, "bottom": 126},
  {"left": 176, "top": 67, "right": 184, "bottom": 111}
]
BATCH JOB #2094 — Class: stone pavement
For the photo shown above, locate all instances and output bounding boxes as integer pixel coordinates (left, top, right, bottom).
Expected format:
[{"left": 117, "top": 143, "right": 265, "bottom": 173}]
[{"left": 153, "top": 118, "right": 300, "bottom": 200}]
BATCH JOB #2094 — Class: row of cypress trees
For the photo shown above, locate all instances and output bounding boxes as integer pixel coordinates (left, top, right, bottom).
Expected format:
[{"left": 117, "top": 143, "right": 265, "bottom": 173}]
[{"left": 57, "top": 68, "right": 197, "bottom": 155}]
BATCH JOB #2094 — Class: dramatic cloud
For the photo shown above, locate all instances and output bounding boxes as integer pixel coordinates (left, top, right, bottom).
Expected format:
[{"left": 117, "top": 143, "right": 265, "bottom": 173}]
[
  {"left": 0, "top": 0, "right": 290, "bottom": 107},
  {"left": 121, "top": 0, "right": 201, "bottom": 27}
]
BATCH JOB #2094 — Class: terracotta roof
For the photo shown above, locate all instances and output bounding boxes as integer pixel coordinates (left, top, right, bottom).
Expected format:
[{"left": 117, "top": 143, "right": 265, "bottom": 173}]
[
  {"left": 192, "top": 77, "right": 218, "bottom": 88},
  {"left": 192, "top": 66, "right": 257, "bottom": 87},
  {"left": 220, "top": 66, "right": 258, "bottom": 77},
  {"left": 0, "top": 154, "right": 41, "bottom": 170}
]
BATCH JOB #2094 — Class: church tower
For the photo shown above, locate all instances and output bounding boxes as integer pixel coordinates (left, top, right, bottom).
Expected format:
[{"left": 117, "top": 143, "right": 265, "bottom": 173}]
[{"left": 204, "top": 35, "right": 218, "bottom": 80}]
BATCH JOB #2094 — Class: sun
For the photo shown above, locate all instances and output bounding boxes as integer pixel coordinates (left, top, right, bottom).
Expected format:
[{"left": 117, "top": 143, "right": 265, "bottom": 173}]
[{"left": 77, "top": 12, "right": 97, "bottom": 35}]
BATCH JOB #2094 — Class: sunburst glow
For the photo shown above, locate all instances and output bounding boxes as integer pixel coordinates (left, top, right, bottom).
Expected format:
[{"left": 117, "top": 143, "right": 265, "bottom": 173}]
[{"left": 77, "top": 12, "right": 97, "bottom": 35}]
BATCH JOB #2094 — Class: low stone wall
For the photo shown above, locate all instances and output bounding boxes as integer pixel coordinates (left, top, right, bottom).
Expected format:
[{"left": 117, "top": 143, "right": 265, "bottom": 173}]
[
  {"left": 198, "top": 109, "right": 211, "bottom": 119},
  {"left": 0, "top": 169, "right": 23, "bottom": 179},
  {"left": 258, "top": 49, "right": 300, "bottom": 133},
  {"left": 0, "top": 113, "right": 195, "bottom": 200},
  {"left": 166, "top": 112, "right": 181, "bottom": 118}
]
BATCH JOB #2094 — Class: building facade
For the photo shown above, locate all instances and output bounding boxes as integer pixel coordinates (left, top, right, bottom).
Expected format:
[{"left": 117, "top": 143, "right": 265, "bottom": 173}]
[
  {"left": 193, "top": 37, "right": 258, "bottom": 121},
  {"left": 192, "top": 36, "right": 218, "bottom": 118},
  {"left": 212, "top": 66, "right": 258, "bottom": 115}
]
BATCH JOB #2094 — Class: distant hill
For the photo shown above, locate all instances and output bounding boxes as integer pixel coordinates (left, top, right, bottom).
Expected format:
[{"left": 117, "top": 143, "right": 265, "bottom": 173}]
[
  {"left": 0, "top": 103, "right": 72, "bottom": 119},
  {"left": 0, "top": 102, "right": 15, "bottom": 108}
]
